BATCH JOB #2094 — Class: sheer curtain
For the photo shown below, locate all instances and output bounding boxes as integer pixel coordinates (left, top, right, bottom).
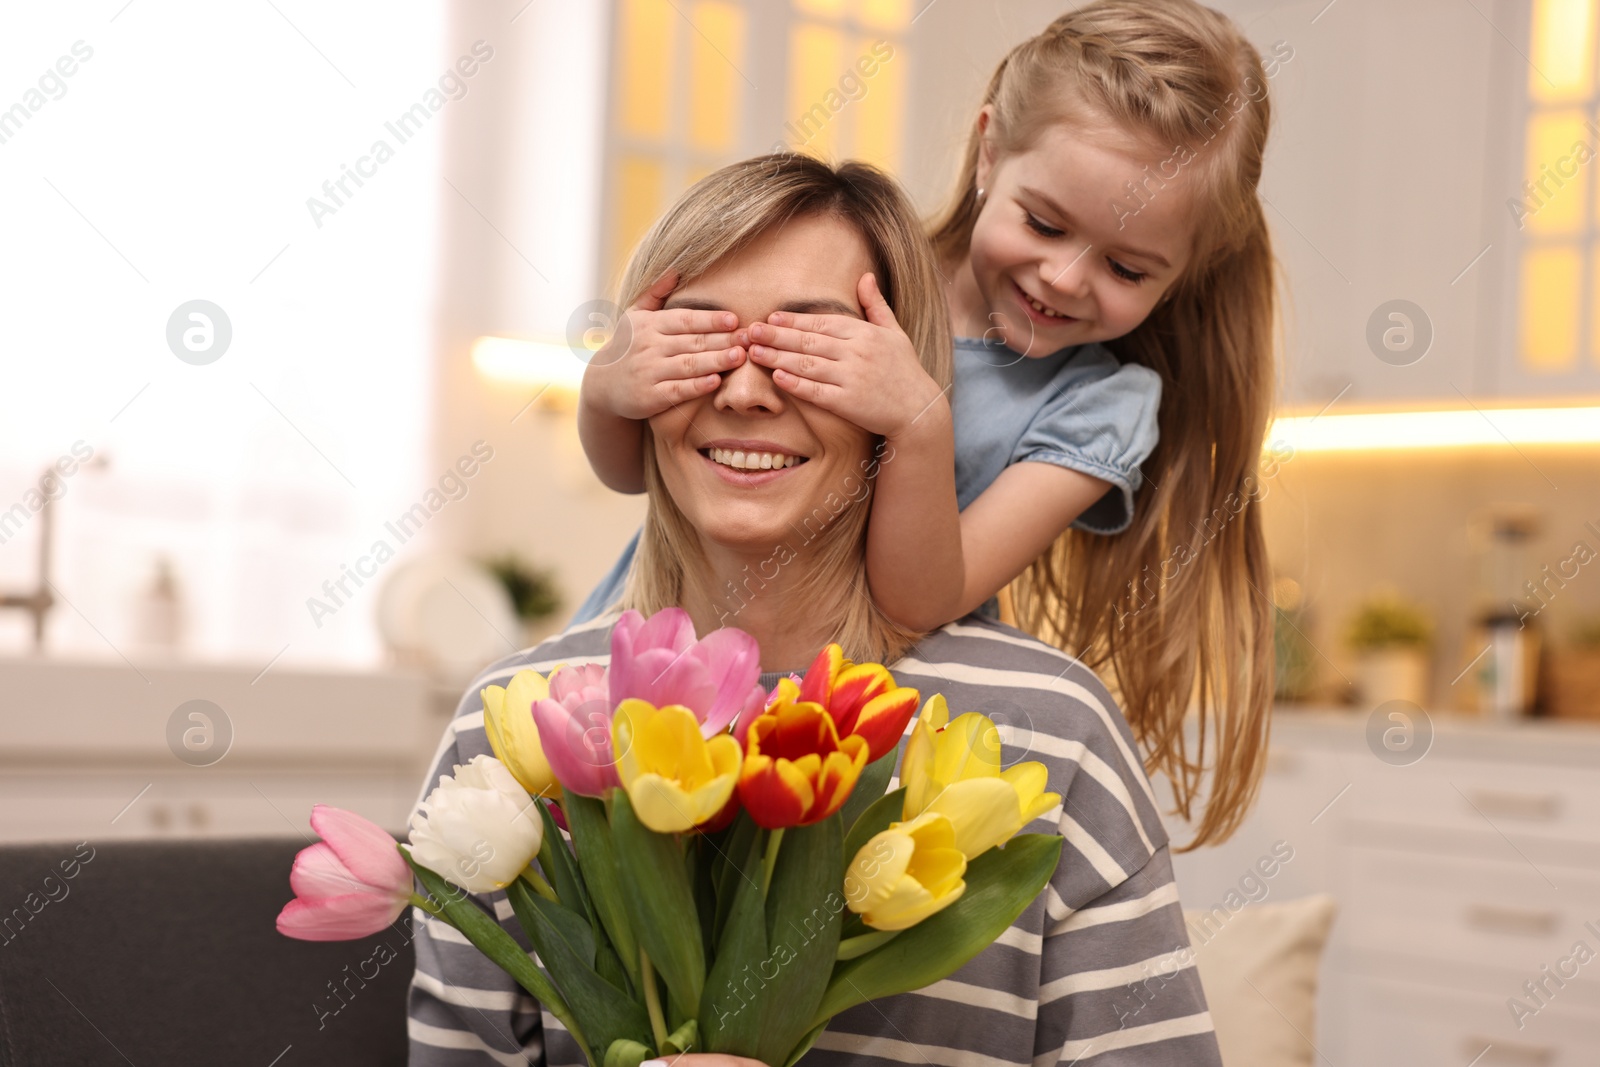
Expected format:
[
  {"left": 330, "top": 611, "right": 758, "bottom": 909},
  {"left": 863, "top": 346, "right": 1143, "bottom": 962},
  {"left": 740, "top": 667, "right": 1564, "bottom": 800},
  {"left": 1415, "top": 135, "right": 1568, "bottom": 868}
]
[{"left": 0, "top": 2, "right": 443, "bottom": 667}]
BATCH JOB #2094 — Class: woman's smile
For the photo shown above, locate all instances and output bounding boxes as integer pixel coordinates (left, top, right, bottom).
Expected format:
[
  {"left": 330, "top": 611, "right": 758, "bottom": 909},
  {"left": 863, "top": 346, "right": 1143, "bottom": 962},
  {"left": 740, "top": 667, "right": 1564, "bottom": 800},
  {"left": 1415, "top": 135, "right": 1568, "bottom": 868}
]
[{"left": 697, "top": 439, "right": 812, "bottom": 486}]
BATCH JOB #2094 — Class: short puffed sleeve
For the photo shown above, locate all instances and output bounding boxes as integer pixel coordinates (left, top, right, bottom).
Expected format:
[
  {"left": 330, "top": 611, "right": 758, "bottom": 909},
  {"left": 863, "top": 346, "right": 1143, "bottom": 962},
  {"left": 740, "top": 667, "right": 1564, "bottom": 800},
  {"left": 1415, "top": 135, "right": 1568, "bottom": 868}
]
[{"left": 1012, "top": 349, "right": 1162, "bottom": 534}]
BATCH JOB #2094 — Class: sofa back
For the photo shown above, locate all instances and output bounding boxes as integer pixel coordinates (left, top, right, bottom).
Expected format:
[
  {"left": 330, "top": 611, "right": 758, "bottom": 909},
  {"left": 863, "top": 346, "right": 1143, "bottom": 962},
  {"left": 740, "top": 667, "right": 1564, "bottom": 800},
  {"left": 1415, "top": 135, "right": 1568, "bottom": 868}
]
[{"left": 0, "top": 838, "right": 414, "bottom": 1066}]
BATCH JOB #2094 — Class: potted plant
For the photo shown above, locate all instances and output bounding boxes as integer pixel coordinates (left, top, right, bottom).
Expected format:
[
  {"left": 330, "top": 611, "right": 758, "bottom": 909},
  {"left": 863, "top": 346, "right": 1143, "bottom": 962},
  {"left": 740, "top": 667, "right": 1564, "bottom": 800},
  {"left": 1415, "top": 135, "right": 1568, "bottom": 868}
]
[
  {"left": 1345, "top": 592, "right": 1433, "bottom": 708},
  {"left": 481, "top": 553, "right": 564, "bottom": 647},
  {"left": 1547, "top": 616, "right": 1600, "bottom": 720}
]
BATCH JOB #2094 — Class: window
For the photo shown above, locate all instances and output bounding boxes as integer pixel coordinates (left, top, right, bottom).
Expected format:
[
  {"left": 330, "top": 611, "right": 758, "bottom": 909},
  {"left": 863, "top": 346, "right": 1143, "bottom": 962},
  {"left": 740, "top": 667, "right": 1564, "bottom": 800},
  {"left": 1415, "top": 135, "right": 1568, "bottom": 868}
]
[
  {"left": 0, "top": 5, "right": 441, "bottom": 666},
  {"left": 600, "top": 0, "right": 912, "bottom": 288},
  {"left": 1517, "top": 0, "right": 1600, "bottom": 373}
]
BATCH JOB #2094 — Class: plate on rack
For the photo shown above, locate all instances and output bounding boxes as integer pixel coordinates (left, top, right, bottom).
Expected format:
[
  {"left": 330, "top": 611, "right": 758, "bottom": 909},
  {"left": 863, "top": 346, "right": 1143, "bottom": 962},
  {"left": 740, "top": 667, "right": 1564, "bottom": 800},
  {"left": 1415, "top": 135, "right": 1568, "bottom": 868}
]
[{"left": 376, "top": 554, "right": 519, "bottom": 677}]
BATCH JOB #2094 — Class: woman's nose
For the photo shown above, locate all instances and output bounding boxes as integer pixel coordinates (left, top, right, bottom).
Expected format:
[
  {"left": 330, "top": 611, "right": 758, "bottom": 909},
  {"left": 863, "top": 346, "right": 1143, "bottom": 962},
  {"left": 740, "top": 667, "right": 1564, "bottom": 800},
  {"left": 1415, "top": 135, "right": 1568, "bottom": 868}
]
[{"left": 713, "top": 349, "right": 785, "bottom": 415}]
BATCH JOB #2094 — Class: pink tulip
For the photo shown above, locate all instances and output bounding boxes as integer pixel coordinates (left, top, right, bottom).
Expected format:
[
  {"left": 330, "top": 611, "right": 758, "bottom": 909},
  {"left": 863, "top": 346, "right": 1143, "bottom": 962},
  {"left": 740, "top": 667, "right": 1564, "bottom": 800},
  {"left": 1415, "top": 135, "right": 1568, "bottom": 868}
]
[
  {"left": 276, "top": 805, "right": 411, "bottom": 941},
  {"left": 608, "top": 608, "right": 766, "bottom": 736},
  {"left": 532, "top": 662, "right": 620, "bottom": 797}
]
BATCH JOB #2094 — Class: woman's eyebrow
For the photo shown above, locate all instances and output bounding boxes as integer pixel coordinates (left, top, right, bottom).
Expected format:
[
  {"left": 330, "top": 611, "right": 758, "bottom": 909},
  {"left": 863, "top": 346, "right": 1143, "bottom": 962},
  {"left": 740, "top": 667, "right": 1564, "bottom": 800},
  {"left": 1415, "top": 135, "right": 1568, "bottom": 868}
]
[
  {"left": 778, "top": 298, "right": 862, "bottom": 318},
  {"left": 662, "top": 296, "right": 864, "bottom": 318}
]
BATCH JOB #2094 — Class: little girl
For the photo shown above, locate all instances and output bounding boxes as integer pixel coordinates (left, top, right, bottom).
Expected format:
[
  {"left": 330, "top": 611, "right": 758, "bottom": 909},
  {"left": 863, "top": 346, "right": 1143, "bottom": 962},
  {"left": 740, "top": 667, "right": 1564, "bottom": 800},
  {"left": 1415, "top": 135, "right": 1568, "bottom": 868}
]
[{"left": 575, "top": 0, "right": 1278, "bottom": 847}]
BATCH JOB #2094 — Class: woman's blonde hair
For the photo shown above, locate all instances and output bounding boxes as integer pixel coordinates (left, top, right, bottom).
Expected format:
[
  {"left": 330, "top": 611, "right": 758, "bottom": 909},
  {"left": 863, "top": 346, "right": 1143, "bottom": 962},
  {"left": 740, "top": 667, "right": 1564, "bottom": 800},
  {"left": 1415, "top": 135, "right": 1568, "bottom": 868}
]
[
  {"left": 929, "top": 0, "right": 1279, "bottom": 849},
  {"left": 617, "top": 153, "right": 953, "bottom": 665}
]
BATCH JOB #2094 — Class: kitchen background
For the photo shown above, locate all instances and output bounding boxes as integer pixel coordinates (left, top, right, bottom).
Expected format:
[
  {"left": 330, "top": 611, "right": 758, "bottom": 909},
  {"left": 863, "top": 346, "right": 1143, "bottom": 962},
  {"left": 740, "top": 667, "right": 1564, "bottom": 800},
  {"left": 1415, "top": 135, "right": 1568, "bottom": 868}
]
[{"left": 2, "top": 0, "right": 1597, "bottom": 1064}]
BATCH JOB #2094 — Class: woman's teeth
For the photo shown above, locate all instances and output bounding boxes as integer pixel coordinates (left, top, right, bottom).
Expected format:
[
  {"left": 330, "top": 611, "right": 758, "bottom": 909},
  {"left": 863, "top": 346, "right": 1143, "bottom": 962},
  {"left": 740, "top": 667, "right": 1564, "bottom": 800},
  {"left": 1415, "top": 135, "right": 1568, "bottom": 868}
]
[{"left": 708, "top": 448, "right": 803, "bottom": 470}]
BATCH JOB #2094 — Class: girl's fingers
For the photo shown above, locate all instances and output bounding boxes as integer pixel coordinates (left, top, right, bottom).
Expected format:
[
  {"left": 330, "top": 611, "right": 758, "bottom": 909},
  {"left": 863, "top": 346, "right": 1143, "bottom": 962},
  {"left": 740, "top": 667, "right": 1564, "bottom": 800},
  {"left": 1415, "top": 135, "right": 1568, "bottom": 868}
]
[
  {"left": 764, "top": 309, "right": 860, "bottom": 339},
  {"left": 859, "top": 272, "right": 899, "bottom": 329},
  {"left": 632, "top": 269, "right": 679, "bottom": 312},
  {"left": 659, "top": 307, "right": 739, "bottom": 335},
  {"left": 655, "top": 330, "right": 741, "bottom": 360},
  {"left": 747, "top": 343, "right": 845, "bottom": 385},
  {"left": 661, "top": 347, "right": 744, "bottom": 381},
  {"left": 660, "top": 373, "right": 725, "bottom": 405},
  {"left": 771, "top": 367, "right": 847, "bottom": 407},
  {"left": 745, "top": 320, "right": 850, "bottom": 359}
]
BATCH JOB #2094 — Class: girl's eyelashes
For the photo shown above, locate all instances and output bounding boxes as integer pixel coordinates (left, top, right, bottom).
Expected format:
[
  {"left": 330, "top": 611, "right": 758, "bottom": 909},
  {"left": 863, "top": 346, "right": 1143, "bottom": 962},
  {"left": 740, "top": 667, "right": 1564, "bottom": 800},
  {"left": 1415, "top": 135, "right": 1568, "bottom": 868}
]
[
  {"left": 1023, "top": 210, "right": 1065, "bottom": 238},
  {"left": 1023, "top": 208, "right": 1148, "bottom": 283},
  {"left": 1108, "top": 259, "right": 1147, "bottom": 284}
]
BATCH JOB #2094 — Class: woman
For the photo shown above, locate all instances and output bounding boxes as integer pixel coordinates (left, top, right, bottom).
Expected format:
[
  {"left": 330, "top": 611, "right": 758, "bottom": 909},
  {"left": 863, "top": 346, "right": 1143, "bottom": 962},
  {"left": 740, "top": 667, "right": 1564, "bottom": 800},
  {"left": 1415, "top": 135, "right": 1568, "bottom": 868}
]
[{"left": 407, "top": 155, "right": 1220, "bottom": 1066}]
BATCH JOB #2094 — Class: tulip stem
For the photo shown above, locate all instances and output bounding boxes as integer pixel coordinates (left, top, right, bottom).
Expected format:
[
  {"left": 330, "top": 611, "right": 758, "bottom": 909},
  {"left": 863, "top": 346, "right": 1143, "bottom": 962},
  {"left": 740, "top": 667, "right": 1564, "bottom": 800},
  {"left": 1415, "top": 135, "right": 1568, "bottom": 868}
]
[
  {"left": 408, "top": 892, "right": 450, "bottom": 922},
  {"left": 836, "top": 928, "right": 900, "bottom": 960},
  {"left": 519, "top": 868, "right": 560, "bottom": 904},
  {"left": 762, "top": 828, "right": 786, "bottom": 894},
  {"left": 640, "top": 947, "right": 671, "bottom": 1052}
]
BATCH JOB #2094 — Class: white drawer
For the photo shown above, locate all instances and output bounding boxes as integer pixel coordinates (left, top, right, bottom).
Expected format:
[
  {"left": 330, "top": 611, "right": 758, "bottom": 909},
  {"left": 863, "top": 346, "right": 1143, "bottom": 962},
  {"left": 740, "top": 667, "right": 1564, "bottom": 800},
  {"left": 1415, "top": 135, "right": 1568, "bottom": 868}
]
[
  {"left": 1338, "top": 845, "right": 1600, "bottom": 1009},
  {"left": 1346, "top": 756, "right": 1600, "bottom": 850},
  {"left": 0, "top": 768, "right": 415, "bottom": 842},
  {"left": 1345, "top": 976, "right": 1600, "bottom": 1066}
]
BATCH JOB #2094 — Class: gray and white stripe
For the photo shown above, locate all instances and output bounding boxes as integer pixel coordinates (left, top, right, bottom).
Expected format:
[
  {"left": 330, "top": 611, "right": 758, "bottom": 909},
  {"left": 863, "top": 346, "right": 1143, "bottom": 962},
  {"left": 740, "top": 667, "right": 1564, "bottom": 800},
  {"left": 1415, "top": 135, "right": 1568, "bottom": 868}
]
[{"left": 407, "top": 613, "right": 1221, "bottom": 1067}]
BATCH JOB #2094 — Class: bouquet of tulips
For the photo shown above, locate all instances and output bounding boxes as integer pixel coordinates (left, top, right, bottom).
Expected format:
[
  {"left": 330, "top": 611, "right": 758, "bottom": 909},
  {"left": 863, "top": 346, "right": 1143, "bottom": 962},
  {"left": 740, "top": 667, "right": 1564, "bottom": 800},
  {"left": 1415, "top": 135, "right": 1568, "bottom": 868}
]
[{"left": 277, "top": 609, "right": 1063, "bottom": 1067}]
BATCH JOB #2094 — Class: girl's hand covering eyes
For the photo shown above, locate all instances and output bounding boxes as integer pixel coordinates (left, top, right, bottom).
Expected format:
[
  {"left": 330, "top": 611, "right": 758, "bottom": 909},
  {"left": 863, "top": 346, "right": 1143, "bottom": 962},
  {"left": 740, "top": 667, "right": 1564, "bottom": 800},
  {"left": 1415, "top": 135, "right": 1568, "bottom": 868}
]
[
  {"left": 745, "top": 272, "right": 946, "bottom": 441},
  {"left": 583, "top": 269, "right": 749, "bottom": 421}
]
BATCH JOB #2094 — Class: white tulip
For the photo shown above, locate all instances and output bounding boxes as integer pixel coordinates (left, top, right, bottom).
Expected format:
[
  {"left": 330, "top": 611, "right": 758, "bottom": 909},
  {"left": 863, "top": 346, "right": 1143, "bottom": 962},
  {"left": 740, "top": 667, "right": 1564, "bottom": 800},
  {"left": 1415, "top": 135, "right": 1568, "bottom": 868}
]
[{"left": 408, "top": 754, "right": 544, "bottom": 893}]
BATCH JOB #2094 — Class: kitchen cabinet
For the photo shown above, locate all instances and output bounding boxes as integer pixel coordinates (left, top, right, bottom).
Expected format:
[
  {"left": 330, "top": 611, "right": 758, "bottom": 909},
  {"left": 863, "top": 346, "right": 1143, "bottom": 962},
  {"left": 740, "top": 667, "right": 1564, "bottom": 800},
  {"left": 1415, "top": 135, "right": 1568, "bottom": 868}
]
[
  {"left": 1166, "top": 710, "right": 1600, "bottom": 1065},
  {"left": 1229, "top": 0, "right": 1600, "bottom": 405},
  {"left": 0, "top": 655, "right": 433, "bottom": 842}
]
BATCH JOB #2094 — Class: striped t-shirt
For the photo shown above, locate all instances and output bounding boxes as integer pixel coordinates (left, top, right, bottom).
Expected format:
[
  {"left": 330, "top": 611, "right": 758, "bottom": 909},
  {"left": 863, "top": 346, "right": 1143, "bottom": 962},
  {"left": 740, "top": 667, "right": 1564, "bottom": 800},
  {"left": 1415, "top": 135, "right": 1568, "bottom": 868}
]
[{"left": 406, "top": 612, "right": 1221, "bottom": 1067}]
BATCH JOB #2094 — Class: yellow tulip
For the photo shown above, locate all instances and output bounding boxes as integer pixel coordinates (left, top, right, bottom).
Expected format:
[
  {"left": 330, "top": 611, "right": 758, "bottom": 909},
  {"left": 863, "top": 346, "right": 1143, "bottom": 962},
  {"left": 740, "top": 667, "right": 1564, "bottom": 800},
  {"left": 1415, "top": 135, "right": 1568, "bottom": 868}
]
[
  {"left": 612, "top": 698, "right": 741, "bottom": 833},
  {"left": 843, "top": 812, "right": 967, "bottom": 931},
  {"left": 900, "top": 695, "right": 1060, "bottom": 859},
  {"left": 481, "top": 669, "right": 562, "bottom": 800}
]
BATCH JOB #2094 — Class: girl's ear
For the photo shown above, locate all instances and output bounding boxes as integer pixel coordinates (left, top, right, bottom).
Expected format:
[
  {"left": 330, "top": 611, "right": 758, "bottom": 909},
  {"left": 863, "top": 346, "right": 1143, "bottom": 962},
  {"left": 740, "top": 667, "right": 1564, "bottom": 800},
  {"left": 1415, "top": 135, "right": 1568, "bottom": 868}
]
[{"left": 975, "top": 105, "right": 997, "bottom": 191}]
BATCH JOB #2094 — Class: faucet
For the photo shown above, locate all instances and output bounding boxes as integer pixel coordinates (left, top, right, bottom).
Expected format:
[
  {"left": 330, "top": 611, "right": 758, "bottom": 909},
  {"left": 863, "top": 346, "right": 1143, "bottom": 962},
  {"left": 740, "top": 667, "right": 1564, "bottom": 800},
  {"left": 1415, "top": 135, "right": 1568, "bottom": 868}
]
[
  {"left": 1, "top": 455, "right": 106, "bottom": 651},
  {"left": 0, "top": 465, "right": 58, "bottom": 649}
]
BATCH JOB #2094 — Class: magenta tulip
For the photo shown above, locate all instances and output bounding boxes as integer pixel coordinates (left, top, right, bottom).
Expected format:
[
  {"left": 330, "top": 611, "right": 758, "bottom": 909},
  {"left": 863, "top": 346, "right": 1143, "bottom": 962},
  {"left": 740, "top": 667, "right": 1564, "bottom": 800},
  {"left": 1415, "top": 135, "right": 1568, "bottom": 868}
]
[
  {"left": 276, "top": 805, "right": 411, "bottom": 941},
  {"left": 532, "top": 661, "right": 620, "bottom": 797},
  {"left": 608, "top": 608, "right": 766, "bottom": 736}
]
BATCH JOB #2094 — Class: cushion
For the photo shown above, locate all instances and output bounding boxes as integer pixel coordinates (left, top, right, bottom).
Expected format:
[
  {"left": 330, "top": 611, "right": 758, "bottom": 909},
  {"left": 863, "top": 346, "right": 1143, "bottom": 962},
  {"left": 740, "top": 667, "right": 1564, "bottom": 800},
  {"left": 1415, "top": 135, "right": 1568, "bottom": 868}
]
[
  {"left": 0, "top": 838, "right": 414, "bottom": 1066},
  {"left": 1184, "top": 894, "right": 1338, "bottom": 1067}
]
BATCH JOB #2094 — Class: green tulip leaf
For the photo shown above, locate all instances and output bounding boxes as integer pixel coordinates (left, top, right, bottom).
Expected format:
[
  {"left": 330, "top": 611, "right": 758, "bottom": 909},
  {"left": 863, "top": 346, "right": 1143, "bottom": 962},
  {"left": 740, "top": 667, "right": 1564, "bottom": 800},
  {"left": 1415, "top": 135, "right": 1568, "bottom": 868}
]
[
  {"left": 782, "top": 1020, "right": 828, "bottom": 1067},
  {"left": 539, "top": 801, "right": 595, "bottom": 929},
  {"left": 753, "top": 814, "right": 846, "bottom": 1067},
  {"left": 603, "top": 1038, "right": 652, "bottom": 1067},
  {"left": 711, "top": 813, "right": 761, "bottom": 950},
  {"left": 842, "top": 786, "right": 906, "bottom": 863},
  {"left": 838, "top": 746, "right": 898, "bottom": 833},
  {"left": 698, "top": 827, "right": 767, "bottom": 1054},
  {"left": 564, "top": 793, "right": 640, "bottom": 988},
  {"left": 609, "top": 790, "right": 706, "bottom": 1017},
  {"left": 401, "top": 846, "right": 591, "bottom": 1061},
  {"left": 811, "top": 833, "right": 1063, "bottom": 1024},
  {"left": 594, "top": 937, "right": 632, "bottom": 997},
  {"left": 507, "top": 878, "right": 653, "bottom": 1057},
  {"left": 509, "top": 874, "right": 596, "bottom": 969},
  {"left": 662, "top": 1018, "right": 699, "bottom": 1055}
]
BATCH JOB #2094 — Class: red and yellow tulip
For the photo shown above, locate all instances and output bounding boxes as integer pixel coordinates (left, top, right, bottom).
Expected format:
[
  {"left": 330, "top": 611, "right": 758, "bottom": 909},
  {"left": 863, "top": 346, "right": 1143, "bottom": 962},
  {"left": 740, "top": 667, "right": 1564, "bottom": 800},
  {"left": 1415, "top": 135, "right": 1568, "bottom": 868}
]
[
  {"left": 769, "top": 644, "right": 919, "bottom": 762},
  {"left": 738, "top": 693, "right": 869, "bottom": 829}
]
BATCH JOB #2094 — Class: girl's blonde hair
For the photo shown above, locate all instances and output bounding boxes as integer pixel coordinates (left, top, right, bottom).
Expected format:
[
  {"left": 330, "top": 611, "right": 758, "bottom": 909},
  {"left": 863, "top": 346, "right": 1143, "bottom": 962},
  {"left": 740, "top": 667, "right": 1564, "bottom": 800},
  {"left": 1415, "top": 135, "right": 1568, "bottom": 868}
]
[
  {"left": 618, "top": 154, "right": 953, "bottom": 665},
  {"left": 929, "top": 0, "right": 1278, "bottom": 849}
]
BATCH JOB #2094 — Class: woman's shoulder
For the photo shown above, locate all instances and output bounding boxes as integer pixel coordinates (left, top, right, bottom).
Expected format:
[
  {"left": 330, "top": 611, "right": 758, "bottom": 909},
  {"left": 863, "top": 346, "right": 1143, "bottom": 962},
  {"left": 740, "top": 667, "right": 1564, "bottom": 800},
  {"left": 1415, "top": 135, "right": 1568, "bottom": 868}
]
[
  {"left": 891, "top": 614, "right": 1138, "bottom": 753},
  {"left": 442, "top": 613, "right": 618, "bottom": 724},
  {"left": 891, "top": 615, "right": 1171, "bottom": 873}
]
